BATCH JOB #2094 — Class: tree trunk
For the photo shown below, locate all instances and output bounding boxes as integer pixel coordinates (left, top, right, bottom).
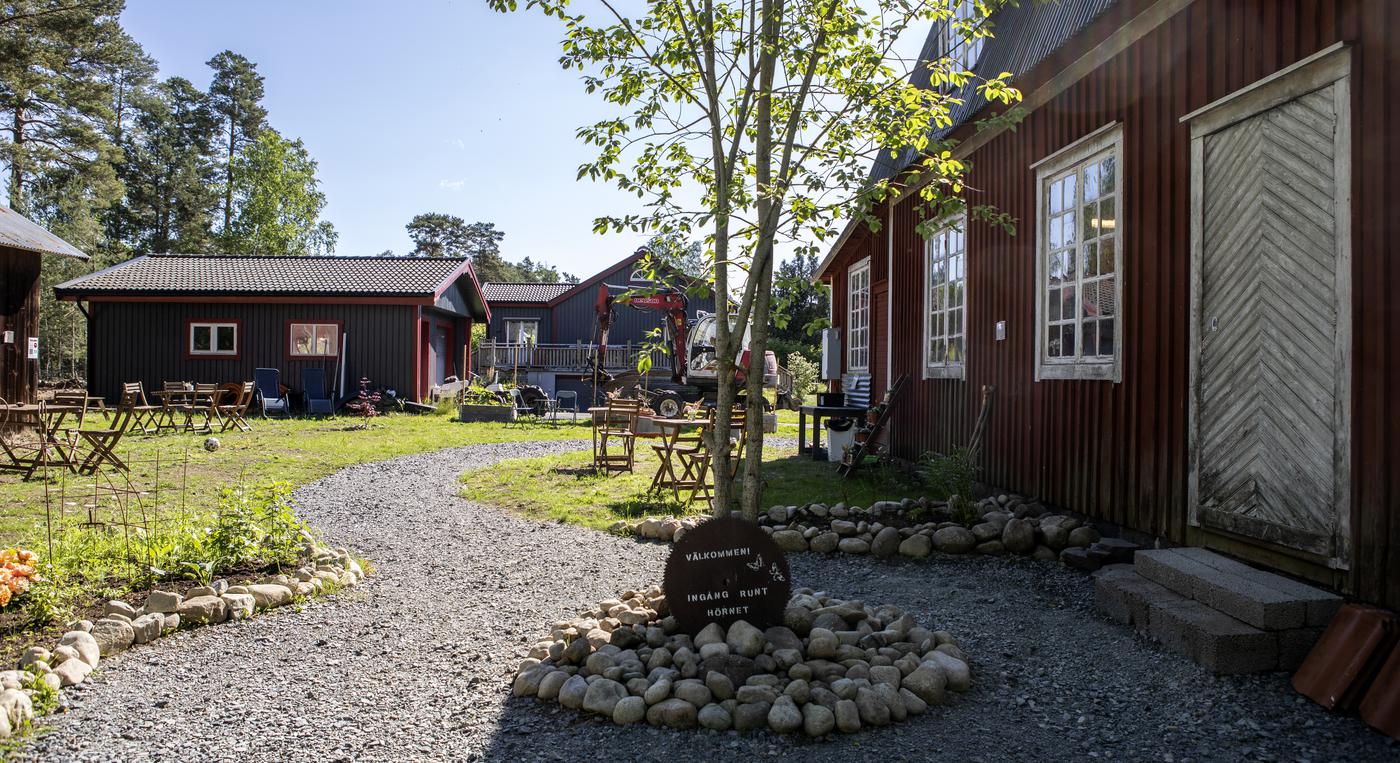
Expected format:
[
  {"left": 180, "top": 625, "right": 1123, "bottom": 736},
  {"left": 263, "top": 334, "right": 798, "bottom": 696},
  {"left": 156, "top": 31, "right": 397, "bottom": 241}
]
[
  {"left": 9, "top": 105, "right": 24, "bottom": 212},
  {"left": 223, "top": 114, "right": 235, "bottom": 233}
]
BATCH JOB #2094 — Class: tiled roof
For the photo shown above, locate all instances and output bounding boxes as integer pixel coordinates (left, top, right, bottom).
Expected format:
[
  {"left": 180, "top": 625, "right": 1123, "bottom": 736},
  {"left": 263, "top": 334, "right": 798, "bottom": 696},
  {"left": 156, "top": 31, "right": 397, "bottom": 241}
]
[
  {"left": 0, "top": 204, "right": 88, "bottom": 259},
  {"left": 480, "top": 282, "right": 575, "bottom": 303},
  {"left": 54, "top": 254, "right": 473, "bottom": 297}
]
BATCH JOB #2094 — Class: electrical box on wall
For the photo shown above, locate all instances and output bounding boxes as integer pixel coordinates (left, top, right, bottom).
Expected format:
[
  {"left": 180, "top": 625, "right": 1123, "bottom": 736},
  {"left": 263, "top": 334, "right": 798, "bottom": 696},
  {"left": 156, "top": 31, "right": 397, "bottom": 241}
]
[
  {"left": 1, "top": 330, "right": 13, "bottom": 344},
  {"left": 820, "top": 328, "right": 841, "bottom": 380},
  {"left": 995, "top": 321, "right": 1007, "bottom": 341}
]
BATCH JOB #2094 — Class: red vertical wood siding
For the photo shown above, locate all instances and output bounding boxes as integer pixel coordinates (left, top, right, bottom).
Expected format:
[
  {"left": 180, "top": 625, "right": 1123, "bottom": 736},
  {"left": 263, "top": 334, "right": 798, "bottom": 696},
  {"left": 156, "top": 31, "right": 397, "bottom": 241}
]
[
  {"left": 0, "top": 249, "right": 41, "bottom": 404},
  {"left": 821, "top": 0, "right": 1400, "bottom": 608}
]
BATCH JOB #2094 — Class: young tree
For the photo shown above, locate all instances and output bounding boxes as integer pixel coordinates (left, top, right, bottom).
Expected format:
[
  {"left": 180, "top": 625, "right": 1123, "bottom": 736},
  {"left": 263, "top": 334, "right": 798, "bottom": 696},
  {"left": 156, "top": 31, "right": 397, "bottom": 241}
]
[
  {"left": 225, "top": 129, "right": 335, "bottom": 255},
  {"left": 495, "top": 0, "right": 1020, "bottom": 518},
  {"left": 0, "top": 0, "right": 129, "bottom": 214},
  {"left": 206, "top": 50, "right": 267, "bottom": 235}
]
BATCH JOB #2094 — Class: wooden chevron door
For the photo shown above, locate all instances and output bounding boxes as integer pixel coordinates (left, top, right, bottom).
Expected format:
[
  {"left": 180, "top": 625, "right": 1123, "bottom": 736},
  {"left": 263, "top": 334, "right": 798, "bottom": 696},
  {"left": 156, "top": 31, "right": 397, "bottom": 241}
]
[{"left": 1188, "top": 48, "right": 1352, "bottom": 566}]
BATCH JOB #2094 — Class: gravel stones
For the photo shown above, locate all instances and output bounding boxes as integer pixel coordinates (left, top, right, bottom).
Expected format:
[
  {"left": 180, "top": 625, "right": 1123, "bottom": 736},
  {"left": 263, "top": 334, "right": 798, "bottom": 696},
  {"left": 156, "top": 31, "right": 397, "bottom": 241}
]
[{"left": 515, "top": 588, "right": 972, "bottom": 739}]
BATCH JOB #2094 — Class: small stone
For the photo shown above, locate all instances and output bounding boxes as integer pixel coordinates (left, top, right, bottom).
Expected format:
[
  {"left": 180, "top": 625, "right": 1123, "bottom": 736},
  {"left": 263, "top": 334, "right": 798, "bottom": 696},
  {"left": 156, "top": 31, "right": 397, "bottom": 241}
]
[
  {"left": 766, "top": 696, "right": 803, "bottom": 733},
  {"left": 511, "top": 666, "right": 545, "bottom": 697},
  {"left": 899, "top": 687, "right": 929, "bottom": 715},
  {"left": 698, "top": 702, "right": 732, "bottom": 731},
  {"left": 903, "top": 662, "right": 948, "bottom": 704},
  {"left": 855, "top": 687, "right": 891, "bottom": 726},
  {"left": 101, "top": 600, "right": 137, "bottom": 619},
  {"left": 725, "top": 620, "right": 765, "bottom": 658},
  {"left": 807, "top": 627, "right": 838, "bottom": 659},
  {"left": 220, "top": 593, "right": 255, "bottom": 621},
  {"left": 537, "top": 670, "right": 570, "bottom": 700},
  {"left": 733, "top": 701, "right": 771, "bottom": 732},
  {"left": 927, "top": 650, "right": 971, "bottom": 691},
  {"left": 870, "top": 526, "right": 901, "bottom": 557},
  {"left": 246, "top": 584, "right": 294, "bottom": 609},
  {"left": 1001, "top": 517, "right": 1036, "bottom": 553},
  {"left": 694, "top": 622, "right": 725, "bottom": 648},
  {"left": 698, "top": 641, "right": 730, "bottom": 660},
  {"left": 834, "top": 699, "right": 861, "bottom": 733},
  {"left": 647, "top": 698, "right": 698, "bottom": 729},
  {"left": 613, "top": 695, "right": 646, "bottom": 725},
  {"left": 971, "top": 522, "right": 1001, "bottom": 542},
  {"left": 802, "top": 701, "right": 836, "bottom": 737},
  {"left": 581, "top": 678, "right": 630, "bottom": 716},
  {"left": 90, "top": 618, "right": 137, "bottom": 657},
  {"left": 809, "top": 532, "right": 839, "bottom": 553},
  {"left": 0, "top": 688, "right": 30, "bottom": 729},
  {"left": 643, "top": 678, "right": 672, "bottom": 705},
  {"left": 52, "top": 658, "right": 92, "bottom": 687},
  {"left": 869, "top": 665, "right": 902, "bottom": 689},
  {"left": 898, "top": 534, "right": 932, "bottom": 559},
  {"left": 558, "top": 674, "right": 589, "bottom": 709},
  {"left": 18, "top": 647, "right": 50, "bottom": 668},
  {"left": 673, "top": 679, "right": 712, "bottom": 707},
  {"left": 1068, "top": 526, "right": 1101, "bottom": 548},
  {"left": 705, "top": 670, "right": 735, "bottom": 701},
  {"left": 177, "top": 595, "right": 228, "bottom": 626},
  {"left": 975, "top": 540, "right": 1005, "bottom": 555},
  {"left": 932, "top": 526, "right": 976, "bottom": 554},
  {"left": 131, "top": 613, "right": 163, "bottom": 644},
  {"left": 837, "top": 537, "right": 870, "bottom": 554},
  {"left": 771, "top": 529, "right": 807, "bottom": 552}
]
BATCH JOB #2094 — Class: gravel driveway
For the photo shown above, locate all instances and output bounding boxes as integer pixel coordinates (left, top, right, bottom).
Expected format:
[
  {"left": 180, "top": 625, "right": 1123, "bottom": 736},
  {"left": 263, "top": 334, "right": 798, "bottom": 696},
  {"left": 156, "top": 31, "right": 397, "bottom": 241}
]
[{"left": 19, "top": 442, "right": 1396, "bottom": 762}]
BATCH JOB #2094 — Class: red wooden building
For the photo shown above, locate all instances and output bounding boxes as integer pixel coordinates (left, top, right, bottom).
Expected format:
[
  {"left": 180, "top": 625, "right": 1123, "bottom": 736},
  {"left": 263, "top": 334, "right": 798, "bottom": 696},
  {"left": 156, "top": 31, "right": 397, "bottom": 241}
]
[
  {"left": 0, "top": 206, "right": 89, "bottom": 404},
  {"left": 817, "top": 0, "right": 1398, "bottom": 608}
]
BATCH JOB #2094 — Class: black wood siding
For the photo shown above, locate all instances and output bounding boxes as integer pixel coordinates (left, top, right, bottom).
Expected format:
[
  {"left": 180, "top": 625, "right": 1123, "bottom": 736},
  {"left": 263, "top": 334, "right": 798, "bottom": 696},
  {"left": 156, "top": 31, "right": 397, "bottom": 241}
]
[{"left": 86, "top": 301, "right": 417, "bottom": 401}]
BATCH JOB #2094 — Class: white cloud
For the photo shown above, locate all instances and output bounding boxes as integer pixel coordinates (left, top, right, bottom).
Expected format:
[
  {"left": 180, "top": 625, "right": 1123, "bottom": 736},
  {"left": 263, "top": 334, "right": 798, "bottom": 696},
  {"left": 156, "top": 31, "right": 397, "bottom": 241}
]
[
  {"left": 439, "top": 178, "right": 465, "bottom": 191},
  {"left": 443, "top": 137, "right": 466, "bottom": 150}
]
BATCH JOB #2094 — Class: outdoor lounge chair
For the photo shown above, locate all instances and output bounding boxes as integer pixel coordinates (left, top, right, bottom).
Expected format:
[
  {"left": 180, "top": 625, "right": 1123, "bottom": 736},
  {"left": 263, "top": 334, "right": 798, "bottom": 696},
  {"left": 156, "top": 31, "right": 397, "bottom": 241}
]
[
  {"left": 254, "top": 368, "right": 291, "bottom": 417},
  {"left": 302, "top": 368, "right": 335, "bottom": 416}
]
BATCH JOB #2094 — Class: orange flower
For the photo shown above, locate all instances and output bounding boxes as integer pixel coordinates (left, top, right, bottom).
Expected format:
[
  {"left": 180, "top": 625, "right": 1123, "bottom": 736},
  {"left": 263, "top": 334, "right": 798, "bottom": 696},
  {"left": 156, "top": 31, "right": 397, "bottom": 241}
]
[{"left": 0, "top": 586, "right": 13, "bottom": 607}]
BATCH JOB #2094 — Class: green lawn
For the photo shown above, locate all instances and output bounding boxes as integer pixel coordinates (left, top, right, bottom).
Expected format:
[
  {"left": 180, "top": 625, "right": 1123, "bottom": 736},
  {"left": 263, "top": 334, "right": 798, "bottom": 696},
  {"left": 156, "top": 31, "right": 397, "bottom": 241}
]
[
  {"left": 0, "top": 405, "right": 589, "bottom": 633},
  {"left": 458, "top": 440, "right": 921, "bottom": 531}
]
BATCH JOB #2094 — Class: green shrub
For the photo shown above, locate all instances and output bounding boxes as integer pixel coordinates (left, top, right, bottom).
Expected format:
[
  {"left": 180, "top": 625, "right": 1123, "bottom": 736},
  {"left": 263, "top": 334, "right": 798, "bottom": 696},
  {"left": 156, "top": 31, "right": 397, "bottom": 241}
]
[
  {"left": 918, "top": 448, "right": 979, "bottom": 525},
  {"left": 786, "top": 354, "right": 819, "bottom": 407}
]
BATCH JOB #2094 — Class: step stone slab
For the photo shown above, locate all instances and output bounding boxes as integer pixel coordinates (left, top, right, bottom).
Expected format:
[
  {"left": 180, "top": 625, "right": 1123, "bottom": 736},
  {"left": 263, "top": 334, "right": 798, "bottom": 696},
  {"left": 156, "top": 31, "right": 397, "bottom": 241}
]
[
  {"left": 1172, "top": 547, "right": 1342, "bottom": 627},
  {"left": 1135, "top": 549, "right": 1309, "bottom": 631},
  {"left": 1146, "top": 595, "right": 1279, "bottom": 675}
]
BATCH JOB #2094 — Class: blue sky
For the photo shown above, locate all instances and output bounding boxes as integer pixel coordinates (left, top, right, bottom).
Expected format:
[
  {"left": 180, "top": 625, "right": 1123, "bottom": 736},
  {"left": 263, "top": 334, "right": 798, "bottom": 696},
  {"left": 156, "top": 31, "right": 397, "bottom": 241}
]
[
  {"left": 123, "top": 0, "right": 658, "bottom": 275},
  {"left": 122, "top": 1, "right": 931, "bottom": 276}
]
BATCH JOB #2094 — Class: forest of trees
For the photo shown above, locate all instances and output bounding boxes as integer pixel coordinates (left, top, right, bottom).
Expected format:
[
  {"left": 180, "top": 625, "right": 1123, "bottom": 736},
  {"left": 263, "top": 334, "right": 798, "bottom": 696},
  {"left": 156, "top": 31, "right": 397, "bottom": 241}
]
[
  {"left": 0, "top": 1, "right": 338, "bottom": 378},
  {"left": 403, "top": 214, "right": 576, "bottom": 284}
]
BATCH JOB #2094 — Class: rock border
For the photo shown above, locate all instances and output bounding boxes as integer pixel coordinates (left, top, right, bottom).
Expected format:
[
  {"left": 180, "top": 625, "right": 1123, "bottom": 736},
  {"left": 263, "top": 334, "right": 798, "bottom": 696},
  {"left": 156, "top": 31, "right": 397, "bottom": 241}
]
[
  {"left": 513, "top": 586, "right": 972, "bottom": 737},
  {"left": 0, "top": 538, "right": 365, "bottom": 741},
  {"left": 616, "top": 493, "right": 1140, "bottom": 572}
]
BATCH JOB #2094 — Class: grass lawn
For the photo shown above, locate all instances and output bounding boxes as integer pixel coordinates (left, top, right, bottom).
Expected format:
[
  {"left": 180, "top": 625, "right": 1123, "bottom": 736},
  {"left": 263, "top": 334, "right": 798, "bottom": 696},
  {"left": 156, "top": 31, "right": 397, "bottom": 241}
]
[
  {"left": 458, "top": 440, "right": 921, "bottom": 531},
  {"left": 0, "top": 405, "right": 589, "bottom": 636}
]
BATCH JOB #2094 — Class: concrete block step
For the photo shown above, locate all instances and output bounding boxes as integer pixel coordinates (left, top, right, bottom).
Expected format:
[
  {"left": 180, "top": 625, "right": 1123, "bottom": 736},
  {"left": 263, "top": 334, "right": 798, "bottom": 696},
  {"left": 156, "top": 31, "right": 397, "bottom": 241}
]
[
  {"left": 1093, "top": 565, "right": 1325, "bottom": 674},
  {"left": 1134, "top": 548, "right": 1341, "bottom": 631}
]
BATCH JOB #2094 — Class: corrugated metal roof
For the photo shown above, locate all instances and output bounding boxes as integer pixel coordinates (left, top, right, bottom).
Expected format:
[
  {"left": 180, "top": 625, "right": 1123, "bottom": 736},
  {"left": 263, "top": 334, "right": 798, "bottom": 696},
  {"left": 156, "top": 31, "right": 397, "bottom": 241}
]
[
  {"left": 870, "top": 0, "right": 1117, "bottom": 182},
  {"left": 0, "top": 204, "right": 88, "bottom": 259},
  {"left": 54, "top": 254, "right": 473, "bottom": 297},
  {"left": 481, "top": 282, "right": 575, "bottom": 303}
]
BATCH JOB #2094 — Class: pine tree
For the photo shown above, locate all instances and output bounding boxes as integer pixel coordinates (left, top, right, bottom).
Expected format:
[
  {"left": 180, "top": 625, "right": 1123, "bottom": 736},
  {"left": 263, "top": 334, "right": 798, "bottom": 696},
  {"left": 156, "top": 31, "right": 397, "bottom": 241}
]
[
  {"left": 122, "top": 77, "right": 220, "bottom": 253},
  {"left": 206, "top": 50, "right": 267, "bottom": 235}
]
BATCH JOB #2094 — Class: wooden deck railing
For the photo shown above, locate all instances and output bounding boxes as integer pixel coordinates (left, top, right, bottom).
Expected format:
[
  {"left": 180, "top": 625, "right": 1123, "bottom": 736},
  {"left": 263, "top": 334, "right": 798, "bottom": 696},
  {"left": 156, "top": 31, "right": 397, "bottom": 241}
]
[{"left": 474, "top": 341, "right": 671, "bottom": 374}]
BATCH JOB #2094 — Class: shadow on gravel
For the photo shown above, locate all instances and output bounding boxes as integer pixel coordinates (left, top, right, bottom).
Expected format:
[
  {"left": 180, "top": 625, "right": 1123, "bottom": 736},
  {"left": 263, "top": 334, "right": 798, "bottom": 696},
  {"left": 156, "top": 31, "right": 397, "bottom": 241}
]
[{"left": 477, "top": 553, "right": 1397, "bottom": 763}]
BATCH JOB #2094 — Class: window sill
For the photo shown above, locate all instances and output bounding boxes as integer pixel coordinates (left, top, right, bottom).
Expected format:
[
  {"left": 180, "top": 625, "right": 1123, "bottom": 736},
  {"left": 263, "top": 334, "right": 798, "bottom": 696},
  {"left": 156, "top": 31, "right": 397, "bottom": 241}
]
[
  {"left": 1036, "top": 361, "right": 1120, "bottom": 382},
  {"left": 923, "top": 365, "right": 965, "bottom": 380}
]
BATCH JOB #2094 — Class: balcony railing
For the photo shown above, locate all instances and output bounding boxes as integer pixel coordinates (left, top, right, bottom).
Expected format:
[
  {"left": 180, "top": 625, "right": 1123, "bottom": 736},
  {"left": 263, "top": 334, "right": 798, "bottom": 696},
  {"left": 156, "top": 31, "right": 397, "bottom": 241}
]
[{"left": 475, "top": 341, "right": 671, "bottom": 374}]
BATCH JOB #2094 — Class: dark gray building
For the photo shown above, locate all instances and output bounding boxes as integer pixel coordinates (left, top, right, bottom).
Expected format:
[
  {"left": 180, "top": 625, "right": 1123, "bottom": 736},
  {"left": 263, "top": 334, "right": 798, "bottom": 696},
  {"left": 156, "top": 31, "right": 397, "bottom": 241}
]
[
  {"left": 55, "top": 254, "right": 490, "bottom": 402},
  {"left": 479, "top": 249, "right": 714, "bottom": 400}
]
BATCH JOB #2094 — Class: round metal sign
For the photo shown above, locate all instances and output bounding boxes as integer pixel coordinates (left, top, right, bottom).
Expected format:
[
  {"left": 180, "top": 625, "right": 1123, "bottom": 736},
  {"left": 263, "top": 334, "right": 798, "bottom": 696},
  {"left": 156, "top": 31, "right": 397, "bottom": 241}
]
[{"left": 663, "top": 517, "right": 791, "bottom": 635}]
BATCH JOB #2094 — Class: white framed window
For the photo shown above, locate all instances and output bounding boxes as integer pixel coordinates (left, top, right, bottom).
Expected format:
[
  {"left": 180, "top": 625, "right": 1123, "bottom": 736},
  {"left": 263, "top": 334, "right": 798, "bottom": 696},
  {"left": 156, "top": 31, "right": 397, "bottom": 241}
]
[
  {"left": 847, "top": 258, "right": 871, "bottom": 371},
  {"left": 1033, "top": 123, "right": 1123, "bottom": 381},
  {"left": 628, "top": 267, "right": 653, "bottom": 283},
  {"left": 945, "top": 1, "right": 985, "bottom": 73},
  {"left": 505, "top": 319, "right": 539, "bottom": 345},
  {"left": 289, "top": 322, "right": 340, "bottom": 358},
  {"left": 188, "top": 321, "right": 237, "bottom": 357},
  {"left": 924, "top": 217, "right": 967, "bottom": 378}
]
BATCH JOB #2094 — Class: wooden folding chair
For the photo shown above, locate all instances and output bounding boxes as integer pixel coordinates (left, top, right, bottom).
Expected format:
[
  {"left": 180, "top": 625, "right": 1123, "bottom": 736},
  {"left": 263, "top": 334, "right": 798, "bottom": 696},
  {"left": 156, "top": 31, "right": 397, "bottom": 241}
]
[
  {"left": 594, "top": 399, "right": 641, "bottom": 474},
  {"left": 118, "top": 382, "right": 163, "bottom": 434},
  {"left": 70, "top": 407, "right": 134, "bottom": 475},
  {"left": 51, "top": 392, "right": 90, "bottom": 427},
  {"left": 154, "top": 381, "right": 188, "bottom": 433},
  {"left": 219, "top": 382, "right": 256, "bottom": 432},
  {"left": 179, "top": 383, "right": 223, "bottom": 433}
]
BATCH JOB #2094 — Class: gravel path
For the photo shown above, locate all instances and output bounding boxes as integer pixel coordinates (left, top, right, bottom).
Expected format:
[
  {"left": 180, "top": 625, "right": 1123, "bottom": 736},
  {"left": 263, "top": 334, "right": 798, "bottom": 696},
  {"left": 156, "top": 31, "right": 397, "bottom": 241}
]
[{"left": 19, "top": 442, "right": 1397, "bottom": 762}]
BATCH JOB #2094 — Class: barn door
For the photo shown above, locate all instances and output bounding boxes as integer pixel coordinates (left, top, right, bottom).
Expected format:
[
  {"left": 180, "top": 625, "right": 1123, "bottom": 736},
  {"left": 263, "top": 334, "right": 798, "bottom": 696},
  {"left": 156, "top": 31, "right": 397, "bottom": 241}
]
[{"left": 1188, "top": 47, "right": 1351, "bottom": 566}]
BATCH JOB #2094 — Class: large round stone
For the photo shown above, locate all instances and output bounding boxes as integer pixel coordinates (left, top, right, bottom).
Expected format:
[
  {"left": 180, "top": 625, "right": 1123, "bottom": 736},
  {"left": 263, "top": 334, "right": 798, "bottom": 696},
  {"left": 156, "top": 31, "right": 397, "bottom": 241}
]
[
  {"left": 932, "top": 526, "right": 976, "bottom": 554},
  {"left": 766, "top": 696, "right": 803, "bottom": 733},
  {"left": 870, "top": 526, "right": 901, "bottom": 558},
  {"left": 698, "top": 702, "right": 732, "bottom": 731},
  {"left": 802, "top": 701, "right": 835, "bottom": 737},
  {"left": 613, "top": 696, "right": 646, "bottom": 725}
]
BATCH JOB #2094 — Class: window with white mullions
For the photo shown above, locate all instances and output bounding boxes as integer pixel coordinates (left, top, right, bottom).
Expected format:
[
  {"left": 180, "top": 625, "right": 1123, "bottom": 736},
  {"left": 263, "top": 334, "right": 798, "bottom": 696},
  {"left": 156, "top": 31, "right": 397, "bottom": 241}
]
[
  {"left": 945, "top": 1, "right": 986, "bottom": 74},
  {"left": 189, "top": 321, "right": 237, "bottom": 357},
  {"left": 924, "top": 217, "right": 967, "bottom": 378},
  {"left": 1035, "top": 124, "right": 1123, "bottom": 381},
  {"left": 847, "top": 259, "right": 871, "bottom": 372}
]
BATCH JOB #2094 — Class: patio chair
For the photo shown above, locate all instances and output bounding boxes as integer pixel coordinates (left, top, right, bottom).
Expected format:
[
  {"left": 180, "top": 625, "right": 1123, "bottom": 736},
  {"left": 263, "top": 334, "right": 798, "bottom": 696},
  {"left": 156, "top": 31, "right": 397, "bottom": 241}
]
[
  {"left": 69, "top": 407, "right": 134, "bottom": 475},
  {"left": 254, "top": 368, "right": 291, "bottom": 418},
  {"left": 50, "top": 392, "right": 91, "bottom": 426},
  {"left": 219, "top": 381, "right": 256, "bottom": 432},
  {"left": 555, "top": 390, "right": 580, "bottom": 421},
  {"left": 507, "top": 388, "right": 538, "bottom": 427},
  {"left": 118, "top": 382, "right": 163, "bottom": 434},
  {"left": 302, "top": 368, "right": 335, "bottom": 416},
  {"left": 179, "top": 383, "right": 223, "bottom": 433},
  {"left": 594, "top": 398, "right": 641, "bottom": 474},
  {"left": 154, "top": 381, "right": 189, "bottom": 433}
]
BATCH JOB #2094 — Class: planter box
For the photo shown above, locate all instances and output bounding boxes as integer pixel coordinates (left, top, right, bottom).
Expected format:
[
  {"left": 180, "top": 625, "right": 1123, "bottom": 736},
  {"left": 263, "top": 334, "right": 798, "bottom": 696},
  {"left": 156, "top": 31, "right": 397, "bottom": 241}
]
[{"left": 458, "top": 404, "right": 515, "bottom": 423}]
